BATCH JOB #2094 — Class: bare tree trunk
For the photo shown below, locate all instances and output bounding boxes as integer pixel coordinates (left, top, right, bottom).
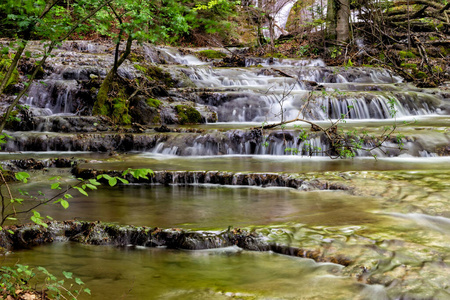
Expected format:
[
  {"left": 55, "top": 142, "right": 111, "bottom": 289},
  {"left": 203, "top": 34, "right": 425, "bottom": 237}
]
[{"left": 327, "top": 0, "right": 350, "bottom": 42}]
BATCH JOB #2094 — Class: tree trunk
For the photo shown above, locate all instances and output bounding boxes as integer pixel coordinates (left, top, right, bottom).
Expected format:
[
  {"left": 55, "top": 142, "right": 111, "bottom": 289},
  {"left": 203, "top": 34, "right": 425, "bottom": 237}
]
[
  {"left": 327, "top": 0, "right": 350, "bottom": 42},
  {"left": 92, "top": 36, "right": 133, "bottom": 117}
]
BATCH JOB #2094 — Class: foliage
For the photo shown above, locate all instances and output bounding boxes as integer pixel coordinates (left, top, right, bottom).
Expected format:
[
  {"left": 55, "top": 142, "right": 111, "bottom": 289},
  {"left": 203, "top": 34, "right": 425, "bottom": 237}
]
[
  {"left": 183, "top": 0, "right": 240, "bottom": 42},
  {"left": 0, "top": 264, "right": 90, "bottom": 300},
  {"left": 90, "top": 0, "right": 191, "bottom": 44}
]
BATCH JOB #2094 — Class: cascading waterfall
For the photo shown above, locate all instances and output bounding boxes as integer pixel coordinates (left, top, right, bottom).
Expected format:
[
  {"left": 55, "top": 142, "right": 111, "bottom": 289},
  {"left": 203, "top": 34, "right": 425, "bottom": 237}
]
[{"left": 4, "top": 43, "right": 447, "bottom": 158}]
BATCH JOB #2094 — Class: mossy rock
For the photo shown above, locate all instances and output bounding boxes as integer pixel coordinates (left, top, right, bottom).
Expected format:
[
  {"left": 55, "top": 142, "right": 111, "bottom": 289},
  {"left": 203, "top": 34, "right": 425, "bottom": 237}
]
[
  {"left": 112, "top": 98, "right": 131, "bottom": 124},
  {"left": 264, "top": 52, "right": 288, "bottom": 59},
  {"left": 415, "top": 71, "right": 427, "bottom": 79},
  {"left": 0, "top": 57, "right": 19, "bottom": 90},
  {"left": 127, "top": 52, "right": 145, "bottom": 63},
  {"left": 134, "top": 64, "right": 175, "bottom": 87},
  {"left": 175, "top": 105, "right": 202, "bottom": 124},
  {"left": 146, "top": 98, "right": 161, "bottom": 108},
  {"left": 197, "top": 50, "right": 227, "bottom": 59}
]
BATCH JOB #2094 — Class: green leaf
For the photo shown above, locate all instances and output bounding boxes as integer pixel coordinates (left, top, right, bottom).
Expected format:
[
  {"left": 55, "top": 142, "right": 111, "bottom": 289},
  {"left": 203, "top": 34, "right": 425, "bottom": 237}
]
[
  {"left": 15, "top": 172, "right": 30, "bottom": 183},
  {"left": 84, "top": 288, "right": 91, "bottom": 295},
  {"left": 61, "top": 199, "right": 69, "bottom": 209},
  {"left": 51, "top": 182, "right": 61, "bottom": 190},
  {"left": 62, "top": 271, "right": 73, "bottom": 279},
  {"left": 108, "top": 177, "right": 117, "bottom": 186},
  {"left": 74, "top": 186, "right": 88, "bottom": 196},
  {"left": 89, "top": 179, "right": 101, "bottom": 186},
  {"left": 117, "top": 178, "right": 129, "bottom": 184},
  {"left": 85, "top": 184, "right": 97, "bottom": 190},
  {"left": 75, "top": 277, "right": 84, "bottom": 285},
  {"left": 7, "top": 230, "right": 14, "bottom": 234},
  {"left": 1, "top": 47, "right": 9, "bottom": 55}
]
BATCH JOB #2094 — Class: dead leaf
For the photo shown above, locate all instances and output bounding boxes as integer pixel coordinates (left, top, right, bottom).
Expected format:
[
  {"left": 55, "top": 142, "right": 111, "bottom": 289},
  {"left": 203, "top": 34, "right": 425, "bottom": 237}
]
[{"left": 21, "top": 293, "right": 37, "bottom": 300}]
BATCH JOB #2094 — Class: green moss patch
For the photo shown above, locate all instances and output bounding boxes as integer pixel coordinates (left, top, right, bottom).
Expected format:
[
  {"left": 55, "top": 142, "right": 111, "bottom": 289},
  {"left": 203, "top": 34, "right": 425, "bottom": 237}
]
[
  {"left": 264, "top": 52, "right": 287, "bottom": 59},
  {"left": 175, "top": 105, "right": 202, "bottom": 124},
  {"left": 399, "top": 51, "right": 416, "bottom": 59},
  {"left": 0, "top": 57, "right": 19, "bottom": 90},
  {"left": 134, "top": 64, "right": 175, "bottom": 87},
  {"left": 146, "top": 98, "right": 161, "bottom": 108},
  {"left": 112, "top": 97, "right": 131, "bottom": 124},
  {"left": 197, "top": 50, "right": 227, "bottom": 59}
]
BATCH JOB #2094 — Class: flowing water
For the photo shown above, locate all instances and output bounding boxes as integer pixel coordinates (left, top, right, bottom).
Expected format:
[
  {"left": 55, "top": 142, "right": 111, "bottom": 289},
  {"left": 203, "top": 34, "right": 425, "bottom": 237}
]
[{"left": 1, "top": 43, "right": 449, "bottom": 299}]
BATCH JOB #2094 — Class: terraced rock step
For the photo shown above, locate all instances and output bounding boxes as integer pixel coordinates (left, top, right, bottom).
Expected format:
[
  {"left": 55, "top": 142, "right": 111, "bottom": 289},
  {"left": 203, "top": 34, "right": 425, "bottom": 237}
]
[
  {"left": 73, "top": 167, "right": 349, "bottom": 191},
  {"left": 5, "top": 128, "right": 447, "bottom": 157},
  {"left": 0, "top": 221, "right": 351, "bottom": 267}
]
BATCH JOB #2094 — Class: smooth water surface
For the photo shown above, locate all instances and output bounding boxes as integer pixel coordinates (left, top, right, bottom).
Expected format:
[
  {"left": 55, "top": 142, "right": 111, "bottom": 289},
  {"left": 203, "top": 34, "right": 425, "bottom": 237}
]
[{"left": 3, "top": 243, "right": 382, "bottom": 300}]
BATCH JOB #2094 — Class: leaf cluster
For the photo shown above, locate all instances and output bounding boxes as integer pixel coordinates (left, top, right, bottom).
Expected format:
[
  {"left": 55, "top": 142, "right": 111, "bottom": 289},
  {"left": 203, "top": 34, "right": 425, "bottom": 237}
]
[{"left": 0, "top": 264, "right": 90, "bottom": 299}]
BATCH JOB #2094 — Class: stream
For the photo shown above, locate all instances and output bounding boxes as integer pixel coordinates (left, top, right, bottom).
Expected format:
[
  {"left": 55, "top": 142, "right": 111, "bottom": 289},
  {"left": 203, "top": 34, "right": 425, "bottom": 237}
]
[{"left": 1, "top": 42, "right": 449, "bottom": 299}]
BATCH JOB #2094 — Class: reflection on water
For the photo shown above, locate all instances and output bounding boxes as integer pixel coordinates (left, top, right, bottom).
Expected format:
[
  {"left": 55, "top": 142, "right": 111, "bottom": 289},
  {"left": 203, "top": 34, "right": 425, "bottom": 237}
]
[
  {"left": 19, "top": 183, "right": 378, "bottom": 229},
  {"left": 3, "top": 243, "right": 378, "bottom": 300},
  {"left": 2, "top": 162, "right": 450, "bottom": 299},
  {"left": 82, "top": 154, "right": 450, "bottom": 173}
]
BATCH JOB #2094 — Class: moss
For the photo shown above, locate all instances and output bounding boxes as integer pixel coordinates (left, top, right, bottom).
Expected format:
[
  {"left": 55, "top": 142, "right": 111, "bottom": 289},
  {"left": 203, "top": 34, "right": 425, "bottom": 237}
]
[
  {"left": 439, "top": 46, "right": 448, "bottom": 56},
  {"left": 134, "top": 64, "right": 148, "bottom": 74},
  {"left": 264, "top": 52, "right": 287, "bottom": 59},
  {"left": 400, "top": 63, "right": 417, "bottom": 68},
  {"left": 415, "top": 71, "right": 427, "bottom": 79},
  {"left": 432, "top": 66, "right": 443, "bottom": 73},
  {"left": 0, "top": 57, "right": 19, "bottom": 90},
  {"left": 146, "top": 98, "right": 161, "bottom": 108},
  {"left": 111, "top": 98, "right": 131, "bottom": 124},
  {"left": 175, "top": 105, "right": 202, "bottom": 124},
  {"left": 93, "top": 73, "right": 133, "bottom": 124},
  {"left": 127, "top": 52, "right": 144, "bottom": 63},
  {"left": 399, "top": 51, "right": 416, "bottom": 59},
  {"left": 152, "top": 115, "right": 161, "bottom": 124},
  {"left": 197, "top": 50, "right": 227, "bottom": 59},
  {"left": 134, "top": 63, "right": 175, "bottom": 87}
]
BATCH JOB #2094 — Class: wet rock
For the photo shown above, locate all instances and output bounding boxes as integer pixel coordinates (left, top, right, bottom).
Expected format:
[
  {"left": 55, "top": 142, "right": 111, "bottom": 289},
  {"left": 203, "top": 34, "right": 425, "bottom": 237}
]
[
  {"left": 0, "top": 221, "right": 352, "bottom": 268},
  {"left": 12, "top": 158, "right": 45, "bottom": 170},
  {"left": 154, "top": 125, "right": 171, "bottom": 132},
  {"left": 72, "top": 167, "right": 349, "bottom": 191},
  {"left": 129, "top": 97, "right": 159, "bottom": 125},
  {"left": 215, "top": 55, "right": 246, "bottom": 67}
]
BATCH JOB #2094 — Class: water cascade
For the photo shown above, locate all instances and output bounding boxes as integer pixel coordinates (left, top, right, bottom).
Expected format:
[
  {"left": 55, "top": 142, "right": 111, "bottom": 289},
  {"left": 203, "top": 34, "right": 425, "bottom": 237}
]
[{"left": 1, "top": 41, "right": 449, "bottom": 299}]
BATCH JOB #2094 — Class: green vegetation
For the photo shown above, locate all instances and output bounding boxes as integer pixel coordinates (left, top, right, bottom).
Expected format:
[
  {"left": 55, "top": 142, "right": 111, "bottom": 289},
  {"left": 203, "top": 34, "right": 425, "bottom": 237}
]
[
  {"left": 134, "top": 64, "right": 175, "bottom": 87},
  {"left": 197, "top": 49, "right": 227, "bottom": 59},
  {"left": 0, "top": 166, "right": 153, "bottom": 297},
  {"left": 175, "top": 105, "right": 202, "bottom": 124},
  {"left": 0, "top": 57, "right": 19, "bottom": 90},
  {"left": 147, "top": 98, "right": 162, "bottom": 108},
  {"left": 399, "top": 51, "right": 416, "bottom": 59},
  {"left": 112, "top": 98, "right": 131, "bottom": 124},
  {"left": 264, "top": 52, "right": 288, "bottom": 59},
  {"left": 0, "top": 264, "right": 91, "bottom": 299}
]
